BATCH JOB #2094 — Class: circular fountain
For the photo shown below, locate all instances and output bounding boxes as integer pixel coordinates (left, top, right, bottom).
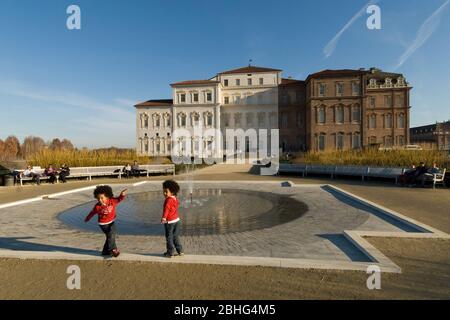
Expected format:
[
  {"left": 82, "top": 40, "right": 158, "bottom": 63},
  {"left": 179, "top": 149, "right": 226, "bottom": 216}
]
[{"left": 58, "top": 188, "right": 308, "bottom": 236}]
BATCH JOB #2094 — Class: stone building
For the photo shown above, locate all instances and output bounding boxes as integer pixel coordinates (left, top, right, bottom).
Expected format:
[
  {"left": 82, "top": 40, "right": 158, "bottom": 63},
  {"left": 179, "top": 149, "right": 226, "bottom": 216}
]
[
  {"left": 134, "top": 66, "right": 412, "bottom": 156},
  {"left": 410, "top": 121, "right": 450, "bottom": 150}
]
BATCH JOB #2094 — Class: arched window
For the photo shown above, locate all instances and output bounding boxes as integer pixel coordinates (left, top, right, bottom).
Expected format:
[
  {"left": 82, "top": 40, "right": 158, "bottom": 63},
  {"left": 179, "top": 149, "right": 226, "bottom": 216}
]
[
  {"left": 317, "top": 106, "right": 326, "bottom": 124},
  {"left": 352, "top": 104, "right": 361, "bottom": 122},
  {"left": 178, "top": 113, "right": 187, "bottom": 127},
  {"left": 335, "top": 105, "right": 344, "bottom": 124},
  {"left": 369, "top": 114, "right": 377, "bottom": 129},
  {"left": 336, "top": 132, "right": 344, "bottom": 150},
  {"left": 318, "top": 133, "right": 326, "bottom": 151},
  {"left": 352, "top": 132, "right": 361, "bottom": 149},
  {"left": 385, "top": 114, "right": 393, "bottom": 128},
  {"left": 397, "top": 113, "right": 405, "bottom": 129}
]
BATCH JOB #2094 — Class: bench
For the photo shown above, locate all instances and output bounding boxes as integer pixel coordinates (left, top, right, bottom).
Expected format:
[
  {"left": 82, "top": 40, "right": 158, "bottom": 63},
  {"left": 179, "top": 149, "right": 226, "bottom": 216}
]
[
  {"left": 305, "top": 165, "right": 336, "bottom": 178},
  {"left": 366, "top": 167, "right": 405, "bottom": 184},
  {"left": 18, "top": 164, "right": 175, "bottom": 185},
  {"left": 422, "top": 168, "right": 447, "bottom": 189},
  {"left": 278, "top": 164, "right": 307, "bottom": 176},
  {"left": 334, "top": 165, "right": 369, "bottom": 181}
]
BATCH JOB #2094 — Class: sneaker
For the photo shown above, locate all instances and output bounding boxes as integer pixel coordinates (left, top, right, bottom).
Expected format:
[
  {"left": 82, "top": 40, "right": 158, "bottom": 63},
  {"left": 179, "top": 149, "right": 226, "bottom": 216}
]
[
  {"left": 177, "top": 252, "right": 185, "bottom": 257},
  {"left": 101, "top": 251, "right": 111, "bottom": 256},
  {"left": 163, "top": 252, "right": 174, "bottom": 258},
  {"left": 111, "top": 249, "right": 120, "bottom": 257}
]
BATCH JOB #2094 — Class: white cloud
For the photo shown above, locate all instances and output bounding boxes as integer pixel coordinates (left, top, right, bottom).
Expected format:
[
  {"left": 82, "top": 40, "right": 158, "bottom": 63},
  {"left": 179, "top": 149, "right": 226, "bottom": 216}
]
[
  {"left": 324, "top": 0, "right": 381, "bottom": 58},
  {"left": 394, "top": 0, "right": 450, "bottom": 70}
]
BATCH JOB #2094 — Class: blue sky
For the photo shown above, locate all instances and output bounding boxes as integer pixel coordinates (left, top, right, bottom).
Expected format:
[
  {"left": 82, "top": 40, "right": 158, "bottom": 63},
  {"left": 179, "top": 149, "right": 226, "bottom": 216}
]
[{"left": 0, "top": 0, "right": 449, "bottom": 148}]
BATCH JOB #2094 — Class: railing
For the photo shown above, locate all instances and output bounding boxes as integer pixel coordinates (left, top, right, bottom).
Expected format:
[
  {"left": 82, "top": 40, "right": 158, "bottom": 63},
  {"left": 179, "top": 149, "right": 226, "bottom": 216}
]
[
  {"left": 278, "top": 163, "right": 405, "bottom": 183},
  {"left": 18, "top": 164, "right": 175, "bottom": 185}
]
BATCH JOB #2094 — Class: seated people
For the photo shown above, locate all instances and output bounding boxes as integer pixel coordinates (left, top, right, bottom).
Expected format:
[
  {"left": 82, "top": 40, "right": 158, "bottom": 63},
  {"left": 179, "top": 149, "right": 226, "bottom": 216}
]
[
  {"left": 131, "top": 161, "right": 140, "bottom": 177},
  {"left": 59, "top": 164, "right": 70, "bottom": 183},
  {"left": 122, "top": 163, "right": 132, "bottom": 178},
  {"left": 44, "top": 164, "right": 58, "bottom": 184},
  {"left": 21, "top": 165, "right": 41, "bottom": 185}
]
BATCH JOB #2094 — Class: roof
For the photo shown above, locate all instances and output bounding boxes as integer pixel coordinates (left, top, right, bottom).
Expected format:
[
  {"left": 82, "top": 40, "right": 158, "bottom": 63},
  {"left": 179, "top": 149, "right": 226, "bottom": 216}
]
[
  {"left": 306, "top": 69, "right": 369, "bottom": 81},
  {"left": 218, "top": 65, "right": 282, "bottom": 75},
  {"left": 280, "top": 78, "right": 305, "bottom": 86},
  {"left": 134, "top": 99, "right": 173, "bottom": 107},
  {"left": 170, "top": 80, "right": 220, "bottom": 86}
]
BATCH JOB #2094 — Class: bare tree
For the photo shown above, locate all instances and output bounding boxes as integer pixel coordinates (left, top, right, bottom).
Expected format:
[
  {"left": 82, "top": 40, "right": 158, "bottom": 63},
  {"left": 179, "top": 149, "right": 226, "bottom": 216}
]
[
  {"left": 49, "top": 138, "right": 62, "bottom": 151},
  {"left": 22, "top": 136, "right": 46, "bottom": 158},
  {"left": 3, "top": 136, "right": 21, "bottom": 160},
  {"left": 0, "top": 139, "right": 5, "bottom": 161},
  {"left": 61, "top": 138, "right": 74, "bottom": 150}
]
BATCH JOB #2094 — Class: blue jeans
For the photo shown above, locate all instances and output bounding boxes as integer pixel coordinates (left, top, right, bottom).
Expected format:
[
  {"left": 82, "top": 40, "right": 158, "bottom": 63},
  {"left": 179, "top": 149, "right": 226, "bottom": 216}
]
[
  {"left": 99, "top": 222, "right": 117, "bottom": 254},
  {"left": 164, "top": 221, "right": 183, "bottom": 255}
]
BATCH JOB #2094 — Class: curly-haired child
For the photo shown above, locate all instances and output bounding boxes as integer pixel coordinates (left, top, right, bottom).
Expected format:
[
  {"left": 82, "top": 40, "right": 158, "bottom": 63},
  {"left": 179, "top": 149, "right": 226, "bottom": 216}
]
[
  {"left": 85, "top": 185, "right": 127, "bottom": 257},
  {"left": 161, "top": 180, "right": 184, "bottom": 258}
]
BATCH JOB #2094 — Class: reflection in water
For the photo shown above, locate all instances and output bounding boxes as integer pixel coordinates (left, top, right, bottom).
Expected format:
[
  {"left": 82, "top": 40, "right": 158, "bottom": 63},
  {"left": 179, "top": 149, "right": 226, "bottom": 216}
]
[{"left": 58, "top": 189, "right": 308, "bottom": 236}]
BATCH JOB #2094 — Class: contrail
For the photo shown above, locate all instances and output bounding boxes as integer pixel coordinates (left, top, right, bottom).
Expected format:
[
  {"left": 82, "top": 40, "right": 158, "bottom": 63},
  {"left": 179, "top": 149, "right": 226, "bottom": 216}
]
[
  {"left": 324, "top": 0, "right": 381, "bottom": 58},
  {"left": 394, "top": 0, "right": 450, "bottom": 69}
]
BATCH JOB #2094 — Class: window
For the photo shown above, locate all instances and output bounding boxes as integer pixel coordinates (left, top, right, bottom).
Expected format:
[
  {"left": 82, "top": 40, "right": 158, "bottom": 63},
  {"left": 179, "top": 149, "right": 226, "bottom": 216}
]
[
  {"left": 166, "top": 115, "right": 171, "bottom": 127},
  {"left": 318, "top": 134, "right": 326, "bottom": 151},
  {"left": 224, "top": 79, "right": 228, "bottom": 86},
  {"left": 224, "top": 96, "right": 229, "bottom": 104},
  {"left": 396, "top": 95, "right": 404, "bottom": 107},
  {"left": 206, "top": 113, "right": 213, "bottom": 127},
  {"left": 206, "top": 92, "right": 212, "bottom": 102},
  {"left": 352, "top": 133, "right": 361, "bottom": 149},
  {"left": 259, "top": 78, "right": 264, "bottom": 85},
  {"left": 247, "top": 78, "right": 252, "bottom": 86},
  {"left": 352, "top": 105, "right": 361, "bottom": 122},
  {"left": 369, "top": 136, "right": 377, "bottom": 145},
  {"left": 234, "top": 113, "right": 242, "bottom": 127},
  {"left": 223, "top": 114, "right": 230, "bottom": 127},
  {"left": 193, "top": 93, "right": 199, "bottom": 103},
  {"left": 397, "top": 113, "right": 405, "bottom": 129},
  {"left": 180, "top": 94, "right": 186, "bottom": 103},
  {"left": 319, "top": 83, "right": 326, "bottom": 97},
  {"left": 235, "top": 95, "right": 241, "bottom": 104},
  {"left": 258, "top": 113, "right": 265, "bottom": 127},
  {"left": 296, "top": 112, "right": 303, "bottom": 128},
  {"left": 336, "top": 133, "right": 344, "bottom": 150},
  {"left": 336, "top": 83, "right": 344, "bottom": 96},
  {"left": 369, "top": 114, "right": 376, "bottom": 129},
  {"left": 236, "top": 79, "right": 240, "bottom": 86},
  {"left": 384, "top": 136, "right": 393, "bottom": 147},
  {"left": 397, "top": 135, "right": 405, "bottom": 146},
  {"left": 384, "top": 95, "right": 392, "bottom": 107},
  {"left": 155, "top": 115, "right": 160, "bottom": 127},
  {"left": 385, "top": 114, "right": 393, "bottom": 128},
  {"left": 352, "top": 82, "right": 360, "bottom": 95},
  {"left": 318, "top": 107, "right": 326, "bottom": 124},
  {"left": 370, "top": 96, "right": 376, "bottom": 108},
  {"left": 335, "top": 106, "right": 344, "bottom": 124},
  {"left": 281, "top": 113, "right": 288, "bottom": 128},
  {"left": 179, "top": 113, "right": 186, "bottom": 127},
  {"left": 144, "top": 116, "right": 149, "bottom": 128},
  {"left": 246, "top": 113, "right": 253, "bottom": 126}
]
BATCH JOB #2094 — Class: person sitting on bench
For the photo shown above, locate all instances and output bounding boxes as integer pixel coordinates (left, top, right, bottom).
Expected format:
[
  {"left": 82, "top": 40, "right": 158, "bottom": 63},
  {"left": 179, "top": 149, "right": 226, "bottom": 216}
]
[{"left": 21, "top": 165, "right": 41, "bottom": 185}]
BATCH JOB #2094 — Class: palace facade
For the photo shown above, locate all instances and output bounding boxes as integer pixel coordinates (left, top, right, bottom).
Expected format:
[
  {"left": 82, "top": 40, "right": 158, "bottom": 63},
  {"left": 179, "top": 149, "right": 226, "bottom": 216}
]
[{"left": 135, "top": 65, "right": 411, "bottom": 156}]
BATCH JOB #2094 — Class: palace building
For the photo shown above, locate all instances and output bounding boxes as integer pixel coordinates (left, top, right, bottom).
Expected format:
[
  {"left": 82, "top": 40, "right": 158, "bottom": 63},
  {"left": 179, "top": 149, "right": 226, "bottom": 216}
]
[{"left": 134, "top": 65, "right": 411, "bottom": 156}]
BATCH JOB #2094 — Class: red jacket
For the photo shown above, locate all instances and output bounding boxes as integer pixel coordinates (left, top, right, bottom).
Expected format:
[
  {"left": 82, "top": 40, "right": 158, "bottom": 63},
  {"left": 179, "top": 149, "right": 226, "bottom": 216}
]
[
  {"left": 85, "top": 194, "right": 125, "bottom": 225},
  {"left": 162, "top": 196, "right": 180, "bottom": 223}
]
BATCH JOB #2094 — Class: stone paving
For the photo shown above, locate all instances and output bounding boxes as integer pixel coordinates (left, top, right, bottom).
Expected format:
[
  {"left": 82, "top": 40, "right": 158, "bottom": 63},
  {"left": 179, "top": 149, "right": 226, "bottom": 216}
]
[{"left": 0, "top": 181, "right": 422, "bottom": 263}]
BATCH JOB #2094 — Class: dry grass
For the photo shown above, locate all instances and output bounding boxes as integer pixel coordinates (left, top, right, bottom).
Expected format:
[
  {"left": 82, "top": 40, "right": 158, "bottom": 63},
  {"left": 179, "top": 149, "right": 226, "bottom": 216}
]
[
  {"left": 292, "top": 149, "right": 449, "bottom": 168},
  {"left": 27, "top": 149, "right": 169, "bottom": 167}
]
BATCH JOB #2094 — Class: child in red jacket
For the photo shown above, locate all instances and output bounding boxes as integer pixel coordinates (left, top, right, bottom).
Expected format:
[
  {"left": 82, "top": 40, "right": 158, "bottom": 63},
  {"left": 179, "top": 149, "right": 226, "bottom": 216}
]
[
  {"left": 161, "top": 180, "right": 184, "bottom": 258},
  {"left": 85, "top": 185, "right": 127, "bottom": 257}
]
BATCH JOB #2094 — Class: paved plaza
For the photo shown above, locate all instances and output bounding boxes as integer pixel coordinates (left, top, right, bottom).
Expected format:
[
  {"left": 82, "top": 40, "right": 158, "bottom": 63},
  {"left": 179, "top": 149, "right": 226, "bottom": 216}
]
[{"left": 0, "top": 179, "right": 444, "bottom": 272}]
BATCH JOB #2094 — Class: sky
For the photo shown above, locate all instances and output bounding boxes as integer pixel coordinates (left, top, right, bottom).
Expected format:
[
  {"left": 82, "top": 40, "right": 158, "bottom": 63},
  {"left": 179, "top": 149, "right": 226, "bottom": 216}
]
[{"left": 0, "top": 0, "right": 449, "bottom": 148}]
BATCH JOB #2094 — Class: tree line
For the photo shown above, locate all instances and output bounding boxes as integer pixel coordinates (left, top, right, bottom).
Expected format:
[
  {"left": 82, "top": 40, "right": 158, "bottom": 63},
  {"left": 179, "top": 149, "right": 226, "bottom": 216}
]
[{"left": 0, "top": 136, "right": 74, "bottom": 161}]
